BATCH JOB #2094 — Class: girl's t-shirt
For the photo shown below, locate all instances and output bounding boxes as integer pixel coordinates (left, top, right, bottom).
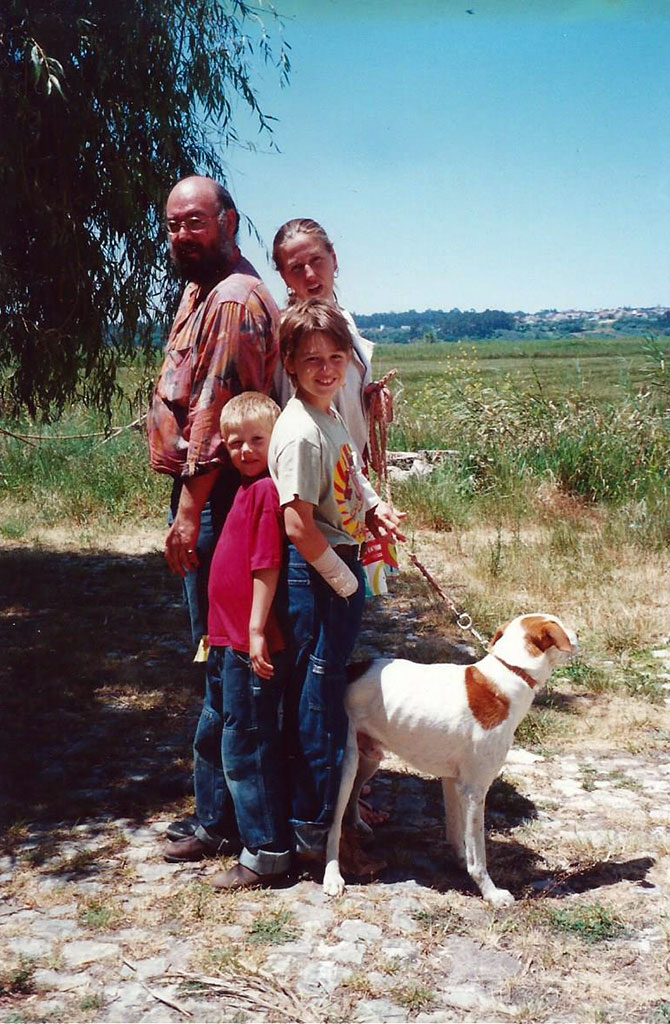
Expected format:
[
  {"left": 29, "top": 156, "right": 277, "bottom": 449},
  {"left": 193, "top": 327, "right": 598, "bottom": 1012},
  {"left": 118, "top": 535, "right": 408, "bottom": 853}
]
[{"left": 269, "top": 395, "right": 378, "bottom": 548}]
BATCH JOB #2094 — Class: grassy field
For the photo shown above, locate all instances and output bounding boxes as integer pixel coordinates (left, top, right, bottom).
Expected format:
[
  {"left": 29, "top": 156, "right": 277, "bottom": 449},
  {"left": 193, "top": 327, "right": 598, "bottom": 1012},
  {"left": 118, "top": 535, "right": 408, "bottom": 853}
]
[{"left": 374, "top": 334, "right": 657, "bottom": 403}]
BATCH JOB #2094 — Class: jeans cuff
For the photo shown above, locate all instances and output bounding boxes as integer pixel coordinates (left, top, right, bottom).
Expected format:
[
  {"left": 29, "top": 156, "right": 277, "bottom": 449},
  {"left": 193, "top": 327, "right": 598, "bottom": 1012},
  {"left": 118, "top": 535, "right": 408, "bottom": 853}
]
[
  {"left": 293, "top": 823, "right": 329, "bottom": 856},
  {"left": 195, "top": 825, "right": 240, "bottom": 855},
  {"left": 239, "top": 847, "right": 291, "bottom": 876}
]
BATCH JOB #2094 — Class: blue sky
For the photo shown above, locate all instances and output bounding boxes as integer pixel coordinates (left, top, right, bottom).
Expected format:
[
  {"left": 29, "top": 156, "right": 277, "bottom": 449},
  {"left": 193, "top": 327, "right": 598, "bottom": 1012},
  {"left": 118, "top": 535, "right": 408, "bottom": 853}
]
[{"left": 223, "top": 0, "right": 670, "bottom": 315}]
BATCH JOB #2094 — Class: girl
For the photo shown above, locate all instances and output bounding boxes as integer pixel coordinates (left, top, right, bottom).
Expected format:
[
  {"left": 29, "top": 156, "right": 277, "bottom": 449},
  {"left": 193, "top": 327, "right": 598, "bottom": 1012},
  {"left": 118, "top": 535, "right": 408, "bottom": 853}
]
[{"left": 269, "top": 299, "right": 405, "bottom": 861}]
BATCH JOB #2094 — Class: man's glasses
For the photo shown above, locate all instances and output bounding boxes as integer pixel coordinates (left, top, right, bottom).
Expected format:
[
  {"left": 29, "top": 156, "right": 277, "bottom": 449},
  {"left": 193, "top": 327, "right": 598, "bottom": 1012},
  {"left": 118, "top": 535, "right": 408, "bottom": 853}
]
[{"left": 165, "top": 215, "right": 215, "bottom": 235}]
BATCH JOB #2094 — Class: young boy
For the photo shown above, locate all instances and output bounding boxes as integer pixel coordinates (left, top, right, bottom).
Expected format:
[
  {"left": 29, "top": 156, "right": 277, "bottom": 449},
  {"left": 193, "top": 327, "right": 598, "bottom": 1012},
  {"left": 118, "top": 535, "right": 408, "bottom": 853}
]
[{"left": 164, "top": 392, "right": 291, "bottom": 889}]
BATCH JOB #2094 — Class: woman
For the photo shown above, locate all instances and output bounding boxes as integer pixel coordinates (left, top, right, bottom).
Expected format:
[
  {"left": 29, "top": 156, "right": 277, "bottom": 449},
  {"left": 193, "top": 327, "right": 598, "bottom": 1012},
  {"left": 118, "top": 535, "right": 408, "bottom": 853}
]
[{"left": 272, "top": 219, "right": 398, "bottom": 831}]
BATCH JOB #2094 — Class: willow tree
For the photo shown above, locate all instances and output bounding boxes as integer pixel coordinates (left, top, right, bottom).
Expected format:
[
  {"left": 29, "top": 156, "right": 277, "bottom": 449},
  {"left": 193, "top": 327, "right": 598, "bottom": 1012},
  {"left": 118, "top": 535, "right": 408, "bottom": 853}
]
[{"left": 0, "top": 0, "right": 289, "bottom": 418}]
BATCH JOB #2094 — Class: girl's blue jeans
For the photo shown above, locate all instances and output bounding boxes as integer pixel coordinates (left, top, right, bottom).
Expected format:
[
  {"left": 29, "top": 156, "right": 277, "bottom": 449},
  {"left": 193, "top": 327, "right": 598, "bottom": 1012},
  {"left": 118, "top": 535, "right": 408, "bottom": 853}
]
[{"left": 279, "top": 543, "right": 366, "bottom": 857}]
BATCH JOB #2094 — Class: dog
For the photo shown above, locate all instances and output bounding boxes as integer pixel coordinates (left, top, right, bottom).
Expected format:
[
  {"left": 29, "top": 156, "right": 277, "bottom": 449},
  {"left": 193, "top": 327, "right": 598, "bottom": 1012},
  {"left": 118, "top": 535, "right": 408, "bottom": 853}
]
[{"left": 324, "top": 613, "right": 578, "bottom": 906}]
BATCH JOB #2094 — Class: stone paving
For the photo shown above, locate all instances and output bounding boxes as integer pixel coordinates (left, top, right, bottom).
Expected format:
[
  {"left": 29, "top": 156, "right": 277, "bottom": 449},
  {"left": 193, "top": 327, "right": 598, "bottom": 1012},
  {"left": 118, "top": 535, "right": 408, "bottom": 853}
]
[{"left": 3, "top": 725, "right": 670, "bottom": 1023}]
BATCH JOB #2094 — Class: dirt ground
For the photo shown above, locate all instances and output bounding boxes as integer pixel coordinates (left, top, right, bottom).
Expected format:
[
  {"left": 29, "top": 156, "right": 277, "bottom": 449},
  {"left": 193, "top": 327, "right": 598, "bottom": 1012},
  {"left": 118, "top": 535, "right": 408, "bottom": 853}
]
[{"left": 1, "top": 529, "right": 669, "bottom": 1024}]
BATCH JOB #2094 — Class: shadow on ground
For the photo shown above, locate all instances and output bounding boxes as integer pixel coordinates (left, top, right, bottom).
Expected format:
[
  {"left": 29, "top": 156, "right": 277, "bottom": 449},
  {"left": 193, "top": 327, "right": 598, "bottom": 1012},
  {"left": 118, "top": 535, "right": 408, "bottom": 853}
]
[
  {"left": 0, "top": 545, "right": 198, "bottom": 836},
  {"left": 337, "top": 767, "right": 655, "bottom": 901}
]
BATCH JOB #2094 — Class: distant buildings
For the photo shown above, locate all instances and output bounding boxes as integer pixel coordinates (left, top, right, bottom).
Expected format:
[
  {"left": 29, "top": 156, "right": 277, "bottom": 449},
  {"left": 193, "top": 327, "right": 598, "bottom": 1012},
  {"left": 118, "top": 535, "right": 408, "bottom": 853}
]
[{"left": 520, "top": 306, "right": 669, "bottom": 327}]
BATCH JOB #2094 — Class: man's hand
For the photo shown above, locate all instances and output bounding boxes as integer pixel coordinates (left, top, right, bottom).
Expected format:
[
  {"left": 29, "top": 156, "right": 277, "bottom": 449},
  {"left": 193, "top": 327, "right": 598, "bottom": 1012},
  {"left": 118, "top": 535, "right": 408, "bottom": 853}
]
[
  {"left": 366, "top": 500, "right": 407, "bottom": 544},
  {"left": 249, "top": 631, "right": 274, "bottom": 680},
  {"left": 165, "top": 512, "right": 200, "bottom": 577},
  {"left": 165, "top": 471, "right": 220, "bottom": 576}
]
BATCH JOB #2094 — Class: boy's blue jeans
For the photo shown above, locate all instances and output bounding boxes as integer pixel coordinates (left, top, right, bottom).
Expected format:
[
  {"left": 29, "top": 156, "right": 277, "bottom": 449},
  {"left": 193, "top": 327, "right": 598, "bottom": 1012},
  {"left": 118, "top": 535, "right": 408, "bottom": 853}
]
[
  {"left": 193, "top": 645, "right": 291, "bottom": 876},
  {"left": 280, "top": 543, "right": 366, "bottom": 857}
]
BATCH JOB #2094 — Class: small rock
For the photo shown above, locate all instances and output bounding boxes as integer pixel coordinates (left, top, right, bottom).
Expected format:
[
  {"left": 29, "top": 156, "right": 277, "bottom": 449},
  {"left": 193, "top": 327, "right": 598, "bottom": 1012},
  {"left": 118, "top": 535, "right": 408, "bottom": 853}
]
[
  {"left": 8, "top": 936, "right": 52, "bottom": 957},
  {"left": 337, "top": 919, "right": 382, "bottom": 942},
  {"left": 316, "top": 938, "right": 364, "bottom": 964},
  {"left": 353, "top": 997, "right": 409, "bottom": 1021},
  {"left": 294, "top": 959, "right": 351, "bottom": 996},
  {"left": 33, "top": 968, "right": 90, "bottom": 993},
  {"left": 61, "top": 939, "right": 121, "bottom": 967},
  {"left": 391, "top": 909, "right": 421, "bottom": 933},
  {"left": 507, "top": 748, "right": 545, "bottom": 764}
]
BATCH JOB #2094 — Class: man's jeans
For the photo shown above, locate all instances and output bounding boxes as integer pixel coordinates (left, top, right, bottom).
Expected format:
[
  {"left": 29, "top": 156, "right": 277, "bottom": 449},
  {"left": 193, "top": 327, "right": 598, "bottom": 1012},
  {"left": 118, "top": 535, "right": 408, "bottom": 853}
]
[
  {"left": 193, "top": 645, "right": 291, "bottom": 876},
  {"left": 169, "top": 472, "right": 238, "bottom": 648},
  {"left": 279, "top": 543, "right": 366, "bottom": 856}
]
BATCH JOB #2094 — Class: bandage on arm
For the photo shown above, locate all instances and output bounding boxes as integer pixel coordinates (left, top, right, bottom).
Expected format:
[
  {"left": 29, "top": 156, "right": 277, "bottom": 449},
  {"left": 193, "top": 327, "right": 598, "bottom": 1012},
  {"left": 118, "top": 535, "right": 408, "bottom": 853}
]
[{"left": 310, "top": 547, "right": 359, "bottom": 598}]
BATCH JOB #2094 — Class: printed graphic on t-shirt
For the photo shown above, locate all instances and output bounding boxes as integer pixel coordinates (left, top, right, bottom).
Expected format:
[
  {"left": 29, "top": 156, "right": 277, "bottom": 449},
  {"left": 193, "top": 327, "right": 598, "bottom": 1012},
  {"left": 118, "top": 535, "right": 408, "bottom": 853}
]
[{"left": 333, "top": 443, "right": 366, "bottom": 543}]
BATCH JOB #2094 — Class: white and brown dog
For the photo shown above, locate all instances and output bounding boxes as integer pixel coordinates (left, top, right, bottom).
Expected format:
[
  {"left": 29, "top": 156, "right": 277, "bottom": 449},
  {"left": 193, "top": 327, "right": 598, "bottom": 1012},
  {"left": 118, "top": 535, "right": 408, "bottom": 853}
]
[{"left": 324, "top": 613, "right": 578, "bottom": 906}]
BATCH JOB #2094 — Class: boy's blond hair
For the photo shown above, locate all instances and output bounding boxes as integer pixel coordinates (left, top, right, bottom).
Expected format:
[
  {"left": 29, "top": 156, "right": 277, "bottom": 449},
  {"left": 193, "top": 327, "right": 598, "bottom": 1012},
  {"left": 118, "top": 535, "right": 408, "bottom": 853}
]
[{"left": 219, "top": 392, "right": 281, "bottom": 439}]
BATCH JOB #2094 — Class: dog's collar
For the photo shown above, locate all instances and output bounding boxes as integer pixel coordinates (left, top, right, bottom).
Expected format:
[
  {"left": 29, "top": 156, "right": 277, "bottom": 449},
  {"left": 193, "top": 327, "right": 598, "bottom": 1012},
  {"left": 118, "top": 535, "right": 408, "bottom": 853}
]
[{"left": 493, "top": 655, "right": 538, "bottom": 689}]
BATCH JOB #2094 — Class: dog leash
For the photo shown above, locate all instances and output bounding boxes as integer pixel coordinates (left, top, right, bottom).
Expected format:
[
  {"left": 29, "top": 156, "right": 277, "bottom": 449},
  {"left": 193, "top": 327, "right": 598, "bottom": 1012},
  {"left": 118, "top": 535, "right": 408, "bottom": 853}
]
[
  {"left": 407, "top": 552, "right": 489, "bottom": 651},
  {"left": 368, "top": 371, "right": 489, "bottom": 651}
]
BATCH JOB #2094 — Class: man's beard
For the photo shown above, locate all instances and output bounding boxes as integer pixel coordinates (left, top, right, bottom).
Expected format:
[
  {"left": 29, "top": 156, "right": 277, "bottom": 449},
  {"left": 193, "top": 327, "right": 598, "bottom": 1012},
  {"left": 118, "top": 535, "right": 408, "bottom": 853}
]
[{"left": 170, "top": 232, "right": 237, "bottom": 285}]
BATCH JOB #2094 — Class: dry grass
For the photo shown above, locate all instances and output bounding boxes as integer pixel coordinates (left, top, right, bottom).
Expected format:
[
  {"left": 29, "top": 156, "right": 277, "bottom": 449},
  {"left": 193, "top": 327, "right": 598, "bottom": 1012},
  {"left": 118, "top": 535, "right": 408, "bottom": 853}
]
[{"left": 407, "top": 521, "right": 670, "bottom": 652}]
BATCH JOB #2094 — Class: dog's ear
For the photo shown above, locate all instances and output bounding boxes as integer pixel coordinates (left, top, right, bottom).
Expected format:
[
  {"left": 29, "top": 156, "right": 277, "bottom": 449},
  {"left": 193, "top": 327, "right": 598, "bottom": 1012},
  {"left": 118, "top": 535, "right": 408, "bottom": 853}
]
[{"left": 525, "top": 617, "right": 573, "bottom": 654}]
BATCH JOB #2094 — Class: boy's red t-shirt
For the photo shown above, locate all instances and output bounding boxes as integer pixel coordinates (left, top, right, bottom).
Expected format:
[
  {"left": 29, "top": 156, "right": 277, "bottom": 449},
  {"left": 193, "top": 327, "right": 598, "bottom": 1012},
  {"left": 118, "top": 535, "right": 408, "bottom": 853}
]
[{"left": 207, "top": 474, "right": 285, "bottom": 652}]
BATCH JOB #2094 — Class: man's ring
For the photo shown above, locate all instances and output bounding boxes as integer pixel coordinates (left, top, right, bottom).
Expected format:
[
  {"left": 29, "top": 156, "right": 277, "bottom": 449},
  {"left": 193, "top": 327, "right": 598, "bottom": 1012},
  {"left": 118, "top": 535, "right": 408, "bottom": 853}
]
[{"left": 187, "top": 549, "right": 194, "bottom": 554}]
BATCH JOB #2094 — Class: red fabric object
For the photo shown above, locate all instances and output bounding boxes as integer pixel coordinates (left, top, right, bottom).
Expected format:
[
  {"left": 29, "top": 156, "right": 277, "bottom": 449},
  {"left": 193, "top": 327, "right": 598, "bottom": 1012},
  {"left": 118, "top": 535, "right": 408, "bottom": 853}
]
[{"left": 208, "top": 475, "right": 285, "bottom": 652}]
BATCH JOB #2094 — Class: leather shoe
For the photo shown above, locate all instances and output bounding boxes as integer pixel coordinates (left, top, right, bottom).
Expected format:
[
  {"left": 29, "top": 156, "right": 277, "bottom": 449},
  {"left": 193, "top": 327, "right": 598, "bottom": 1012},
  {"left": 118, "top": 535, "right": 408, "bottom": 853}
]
[
  {"left": 163, "top": 835, "right": 212, "bottom": 863},
  {"left": 209, "top": 862, "right": 283, "bottom": 890},
  {"left": 165, "top": 815, "right": 198, "bottom": 842}
]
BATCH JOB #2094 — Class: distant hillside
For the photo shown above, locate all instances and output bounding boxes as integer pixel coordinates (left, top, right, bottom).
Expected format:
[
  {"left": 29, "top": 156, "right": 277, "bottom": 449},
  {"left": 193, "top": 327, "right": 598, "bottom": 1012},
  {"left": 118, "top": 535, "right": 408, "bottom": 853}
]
[{"left": 353, "top": 306, "right": 670, "bottom": 343}]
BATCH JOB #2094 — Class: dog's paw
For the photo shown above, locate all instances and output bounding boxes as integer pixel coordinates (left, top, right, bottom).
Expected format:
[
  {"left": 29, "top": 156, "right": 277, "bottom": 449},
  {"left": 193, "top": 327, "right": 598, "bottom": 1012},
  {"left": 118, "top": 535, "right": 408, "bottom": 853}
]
[
  {"left": 323, "top": 862, "right": 346, "bottom": 898},
  {"left": 484, "top": 886, "right": 515, "bottom": 907}
]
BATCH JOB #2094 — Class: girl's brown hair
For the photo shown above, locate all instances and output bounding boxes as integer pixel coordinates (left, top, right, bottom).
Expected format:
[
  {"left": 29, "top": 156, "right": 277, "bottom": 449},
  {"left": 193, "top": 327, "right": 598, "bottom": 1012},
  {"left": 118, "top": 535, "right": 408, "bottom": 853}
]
[{"left": 279, "top": 299, "right": 352, "bottom": 380}]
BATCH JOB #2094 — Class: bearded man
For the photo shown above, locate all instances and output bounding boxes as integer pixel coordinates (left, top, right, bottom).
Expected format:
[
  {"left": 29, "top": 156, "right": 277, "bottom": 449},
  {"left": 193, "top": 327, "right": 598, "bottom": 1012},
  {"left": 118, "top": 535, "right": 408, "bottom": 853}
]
[{"left": 148, "top": 176, "right": 279, "bottom": 649}]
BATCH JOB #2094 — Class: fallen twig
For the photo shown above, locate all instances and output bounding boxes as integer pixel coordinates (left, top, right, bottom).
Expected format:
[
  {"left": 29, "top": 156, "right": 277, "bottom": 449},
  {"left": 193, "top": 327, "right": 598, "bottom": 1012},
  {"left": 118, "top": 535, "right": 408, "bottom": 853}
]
[
  {"left": 166, "top": 963, "right": 323, "bottom": 1023},
  {"left": 122, "top": 958, "right": 192, "bottom": 1018}
]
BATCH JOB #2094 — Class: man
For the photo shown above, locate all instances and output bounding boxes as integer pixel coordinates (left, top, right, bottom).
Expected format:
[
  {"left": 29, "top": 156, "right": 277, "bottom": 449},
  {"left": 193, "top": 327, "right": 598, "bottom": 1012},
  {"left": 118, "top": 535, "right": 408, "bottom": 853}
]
[{"left": 147, "top": 175, "right": 279, "bottom": 847}]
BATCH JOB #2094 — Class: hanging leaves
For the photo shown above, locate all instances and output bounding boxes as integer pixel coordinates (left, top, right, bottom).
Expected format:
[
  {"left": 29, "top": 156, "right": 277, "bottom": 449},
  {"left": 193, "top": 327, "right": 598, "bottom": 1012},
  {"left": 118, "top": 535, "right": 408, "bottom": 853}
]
[{"left": 0, "top": 0, "right": 291, "bottom": 419}]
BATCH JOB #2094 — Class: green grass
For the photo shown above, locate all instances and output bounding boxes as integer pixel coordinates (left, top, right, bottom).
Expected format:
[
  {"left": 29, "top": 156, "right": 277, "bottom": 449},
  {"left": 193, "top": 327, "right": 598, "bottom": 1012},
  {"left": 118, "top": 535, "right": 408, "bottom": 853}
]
[
  {"left": 1, "top": 336, "right": 668, "bottom": 554},
  {"left": 374, "top": 334, "right": 655, "bottom": 404},
  {"left": 546, "top": 903, "right": 627, "bottom": 944},
  {"left": 390, "top": 982, "right": 437, "bottom": 1013},
  {"left": 247, "top": 909, "right": 299, "bottom": 946},
  {"left": 372, "top": 335, "right": 669, "bottom": 548},
  {"left": 0, "top": 957, "right": 36, "bottom": 996},
  {"left": 78, "top": 897, "right": 121, "bottom": 931}
]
